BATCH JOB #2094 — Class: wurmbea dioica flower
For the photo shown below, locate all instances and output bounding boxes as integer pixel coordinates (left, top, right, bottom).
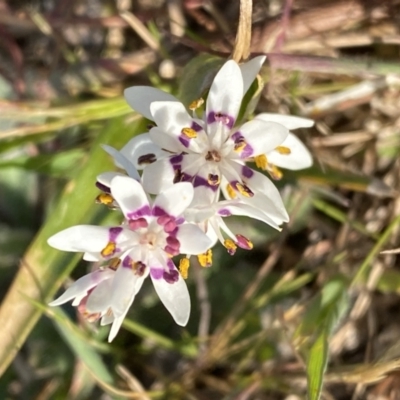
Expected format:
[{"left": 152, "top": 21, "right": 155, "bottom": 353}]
[
  {"left": 122, "top": 57, "right": 291, "bottom": 221},
  {"left": 48, "top": 176, "right": 212, "bottom": 341}
]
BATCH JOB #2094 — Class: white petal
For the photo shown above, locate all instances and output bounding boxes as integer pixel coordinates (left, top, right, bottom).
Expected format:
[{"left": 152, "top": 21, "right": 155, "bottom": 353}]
[
  {"left": 96, "top": 171, "right": 125, "bottom": 189},
  {"left": 86, "top": 279, "right": 113, "bottom": 313},
  {"left": 150, "top": 101, "right": 193, "bottom": 134},
  {"left": 153, "top": 182, "right": 194, "bottom": 217},
  {"left": 48, "top": 226, "right": 111, "bottom": 253},
  {"left": 149, "top": 127, "right": 185, "bottom": 153},
  {"left": 124, "top": 86, "right": 179, "bottom": 120},
  {"left": 108, "top": 313, "right": 127, "bottom": 342},
  {"left": 255, "top": 113, "right": 314, "bottom": 130},
  {"left": 121, "top": 133, "right": 168, "bottom": 169},
  {"left": 240, "top": 169, "right": 289, "bottom": 222},
  {"left": 83, "top": 252, "right": 101, "bottom": 261},
  {"left": 240, "top": 56, "right": 266, "bottom": 93},
  {"left": 177, "top": 224, "right": 213, "bottom": 254},
  {"left": 142, "top": 158, "right": 176, "bottom": 194},
  {"left": 110, "top": 266, "right": 138, "bottom": 317},
  {"left": 267, "top": 133, "right": 313, "bottom": 170},
  {"left": 110, "top": 176, "right": 151, "bottom": 219},
  {"left": 218, "top": 201, "right": 281, "bottom": 230},
  {"left": 49, "top": 269, "right": 114, "bottom": 306},
  {"left": 206, "top": 60, "right": 243, "bottom": 133},
  {"left": 102, "top": 144, "right": 140, "bottom": 181},
  {"left": 231, "top": 120, "right": 289, "bottom": 158},
  {"left": 151, "top": 269, "right": 190, "bottom": 326}
]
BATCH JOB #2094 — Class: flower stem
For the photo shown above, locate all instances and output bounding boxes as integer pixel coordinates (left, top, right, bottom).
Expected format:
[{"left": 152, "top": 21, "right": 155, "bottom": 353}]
[{"left": 232, "top": 0, "right": 252, "bottom": 62}]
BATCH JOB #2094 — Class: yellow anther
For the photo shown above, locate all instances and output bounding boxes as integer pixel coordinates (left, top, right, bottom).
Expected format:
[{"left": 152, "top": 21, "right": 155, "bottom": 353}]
[
  {"left": 254, "top": 154, "right": 268, "bottom": 170},
  {"left": 235, "top": 182, "right": 254, "bottom": 198},
  {"left": 224, "top": 239, "right": 237, "bottom": 255},
  {"left": 189, "top": 98, "right": 204, "bottom": 111},
  {"left": 179, "top": 258, "right": 190, "bottom": 279},
  {"left": 197, "top": 249, "right": 213, "bottom": 267},
  {"left": 234, "top": 139, "right": 247, "bottom": 153},
  {"left": 208, "top": 173, "right": 220, "bottom": 186},
  {"left": 275, "top": 146, "right": 291, "bottom": 155},
  {"left": 84, "top": 312, "right": 101, "bottom": 323},
  {"left": 101, "top": 242, "right": 116, "bottom": 258},
  {"left": 109, "top": 258, "right": 121, "bottom": 270},
  {"left": 96, "top": 193, "right": 114, "bottom": 205},
  {"left": 181, "top": 127, "right": 197, "bottom": 139},
  {"left": 268, "top": 165, "right": 283, "bottom": 180},
  {"left": 226, "top": 184, "right": 237, "bottom": 199}
]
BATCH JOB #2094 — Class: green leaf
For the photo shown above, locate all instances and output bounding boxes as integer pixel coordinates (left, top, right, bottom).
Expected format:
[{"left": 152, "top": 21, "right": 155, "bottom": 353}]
[
  {"left": 0, "top": 149, "right": 85, "bottom": 177},
  {"left": 0, "top": 115, "right": 147, "bottom": 377},
  {"left": 307, "top": 327, "right": 329, "bottom": 400},
  {"left": 177, "top": 53, "right": 223, "bottom": 106}
]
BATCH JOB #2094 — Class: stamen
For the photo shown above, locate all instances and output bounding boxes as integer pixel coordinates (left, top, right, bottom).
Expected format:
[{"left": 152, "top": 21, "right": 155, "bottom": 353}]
[
  {"left": 197, "top": 249, "right": 212, "bottom": 267},
  {"left": 173, "top": 169, "right": 185, "bottom": 183},
  {"left": 226, "top": 184, "right": 237, "bottom": 199},
  {"left": 234, "top": 138, "right": 247, "bottom": 153},
  {"left": 138, "top": 153, "right": 156, "bottom": 165},
  {"left": 109, "top": 258, "right": 121, "bottom": 270},
  {"left": 182, "top": 127, "right": 197, "bottom": 139},
  {"left": 224, "top": 239, "right": 237, "bottom": 255},
  {"left": 133, "top": 261, "right": 146, "bottom": 276},
  {"left": 208, "top": 173, "right": 220, "bottom": 186},
  {"left": 268, "top": 165, "right": 283, "bottom": 180},
  {"left": 101, "top": 242, "right": 117, "bottom": 258},
  {"left": 215, "top": 112, "right": 231, "bottom": 125},
  {"left": 189, "top": 98, "right": 204, "bottom": 111},
  {"left": 235, "top": 182, "right": 254, "bottom": 197},
  {"left": 236, "top": 234, "right": 253, "bottom": 250},
  {"left": 96, "top": 193, "right": 114, "bottom": 206},
  {"left": 275, "top": 146, "right": 291, "bottom": 155},
  {"left": 254, "top": 154, "right": 268, "bottom": 170},
  {"left": 179, "top": 258, "right": 190, "bottom": 279}
]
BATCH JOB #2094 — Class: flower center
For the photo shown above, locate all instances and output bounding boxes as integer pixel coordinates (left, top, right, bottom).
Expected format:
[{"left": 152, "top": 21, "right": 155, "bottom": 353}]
[{"left": 205, "top": 150, "right": 222, "bottom": 162}]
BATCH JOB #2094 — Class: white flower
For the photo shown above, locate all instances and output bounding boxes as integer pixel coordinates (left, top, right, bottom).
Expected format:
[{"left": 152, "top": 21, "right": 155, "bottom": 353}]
[
  {"left": 48, "top": 176, "right": 212, "bottom": 341},
  {"left": 122, "top": 56, "right": 290, "bottom": 223}
]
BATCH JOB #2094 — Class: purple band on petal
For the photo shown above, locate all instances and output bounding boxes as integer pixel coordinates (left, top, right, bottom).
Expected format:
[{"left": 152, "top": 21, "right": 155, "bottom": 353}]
[
  {"left": 179, "top": 136, "right": 190, "bottom": 148},
  {"left": 153, "top": 206, "right": 167, "bottom": 217},
  {"left": 150, "top": 268, "right": 163, "bottom": 280},
  {"left": 242, "top": 166, "right": 254, "bottom": 178},
  {"left": 122, "top": 256, "right": 133, "bottom": 268},
  {"left": 218, "top": 208, "right": 232, "bottom": 216},
  {"left": 96, "top": 181, "right": 111, "bottom": 193},
  {"left": 109, "top": 227, "right": 123, "bottom": 241},
  {"left": 241, "top": 145, "right": 253, "bottom": 159},
  {"left": 166, "top": 236, "right": 180, "bottom": 249},
  {"left": 167, "top": 259, "right": 175, "bottom": 270},
  {"left": 164, "top": 245, "right": 180, "bottom": 256},
  {"left": 207, "top": 111, "right": 235, "bottom": 129},
  {"left": 129, "top": 218, "right": 148, "bottom": 230},
  {"left": 231, "top": 132, "right": 254, "bottom": 159},
  {"left": 175, "top": 217, "right": 185, "bottom": 225},
  {"left": 127, "top": 205, "right": 151, "bottom": 219},
  {"left": 191, "top": 121, "right": 203, "bottom": 132},
  {"left": 170, "top": 154, "right": 183, "bottom": 164},
  {"left": 193, "top": 175, "right": 219, "bottom": 192},
  {"left": 163, "top": 269, "right": 179, "bottom": 283}
]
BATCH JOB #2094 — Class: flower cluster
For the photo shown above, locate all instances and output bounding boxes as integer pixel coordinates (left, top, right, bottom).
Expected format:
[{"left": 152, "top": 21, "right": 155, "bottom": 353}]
[{"left": 48, "top": 56, "right": 313, "bottom": 341}]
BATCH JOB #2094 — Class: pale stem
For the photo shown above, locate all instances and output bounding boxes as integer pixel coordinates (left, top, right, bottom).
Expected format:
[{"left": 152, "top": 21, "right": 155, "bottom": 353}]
[{"left": 232, "top": 0, "right": 253, "bottom": 62}]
